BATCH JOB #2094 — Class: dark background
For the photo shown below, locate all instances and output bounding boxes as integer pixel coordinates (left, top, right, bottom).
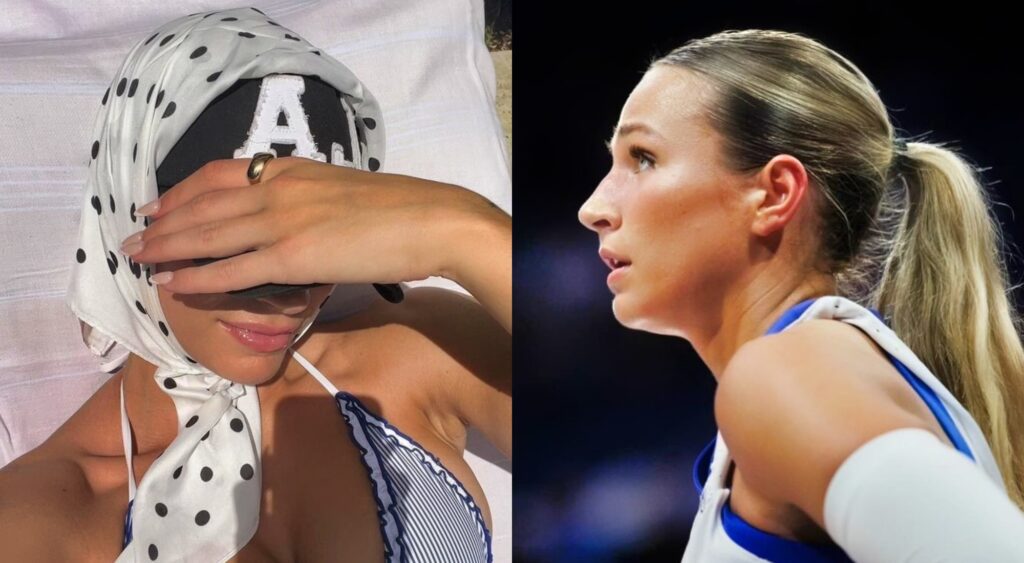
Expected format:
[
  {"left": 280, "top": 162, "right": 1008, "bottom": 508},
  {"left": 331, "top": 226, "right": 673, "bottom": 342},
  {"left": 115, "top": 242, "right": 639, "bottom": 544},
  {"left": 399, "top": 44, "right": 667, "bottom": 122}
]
[{"left": 513, "top": 3, "right": 1024, "bottom": 562}]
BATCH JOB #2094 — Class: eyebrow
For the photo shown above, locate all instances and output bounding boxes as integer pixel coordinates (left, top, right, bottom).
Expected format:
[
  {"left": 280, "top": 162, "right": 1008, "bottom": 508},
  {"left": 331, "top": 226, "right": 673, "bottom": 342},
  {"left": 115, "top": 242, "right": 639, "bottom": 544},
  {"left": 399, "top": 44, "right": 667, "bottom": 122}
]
[{"left": 605, "top": 122, "right": 664, "bottom": 153}]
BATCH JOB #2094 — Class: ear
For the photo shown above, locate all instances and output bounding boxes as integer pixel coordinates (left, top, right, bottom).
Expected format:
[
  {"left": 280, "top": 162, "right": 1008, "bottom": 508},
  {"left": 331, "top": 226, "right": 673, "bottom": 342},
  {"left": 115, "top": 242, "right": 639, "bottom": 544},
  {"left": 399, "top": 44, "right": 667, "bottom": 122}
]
[{"left": 748, "top": 154, "right": 810, "bottom": 237}]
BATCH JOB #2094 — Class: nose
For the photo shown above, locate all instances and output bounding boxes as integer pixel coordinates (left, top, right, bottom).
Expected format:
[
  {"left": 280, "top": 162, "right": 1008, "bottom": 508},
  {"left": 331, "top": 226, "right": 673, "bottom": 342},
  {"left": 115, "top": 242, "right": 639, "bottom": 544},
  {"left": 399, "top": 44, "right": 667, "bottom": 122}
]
[
  {"left": 255, "top": 288, "right": 312, "bottom": 315},
  {"left": 578, "top": 180, "right": 620, "bottom": 233}
]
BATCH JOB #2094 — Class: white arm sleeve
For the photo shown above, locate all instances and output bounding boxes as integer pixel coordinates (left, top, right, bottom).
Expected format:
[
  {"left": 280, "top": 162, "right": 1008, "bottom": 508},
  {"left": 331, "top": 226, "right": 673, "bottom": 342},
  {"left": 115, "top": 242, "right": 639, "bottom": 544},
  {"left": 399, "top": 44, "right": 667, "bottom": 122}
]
[{"left": 823, "top": 427, "right": 1024, "bottom": 562}]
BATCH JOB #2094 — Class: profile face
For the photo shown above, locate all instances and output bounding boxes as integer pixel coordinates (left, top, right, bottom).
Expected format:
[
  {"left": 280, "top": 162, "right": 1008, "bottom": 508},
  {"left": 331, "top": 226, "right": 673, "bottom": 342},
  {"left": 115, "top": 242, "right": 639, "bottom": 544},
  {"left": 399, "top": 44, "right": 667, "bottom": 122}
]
[
  {"left": 155, "top": 258, "right": 334, "bottom": 385},
  {"left": 578, "top": 65, "right": 754, "bottom": 337}
]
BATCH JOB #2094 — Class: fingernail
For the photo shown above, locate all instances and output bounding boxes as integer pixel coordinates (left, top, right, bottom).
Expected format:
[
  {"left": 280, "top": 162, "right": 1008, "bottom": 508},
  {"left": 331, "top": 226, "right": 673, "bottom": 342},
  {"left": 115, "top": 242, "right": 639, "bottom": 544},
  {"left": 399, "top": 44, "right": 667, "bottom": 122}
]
[
  {"left": 151, "top": 271, "right": 173, "bottom": 285},
  {"left": 121, "top": 241, "right": 144, "bottom": 255},
  {"left": 136, "top": 198, "right": 160, "bottom": 217},
  {"left": 120, "top": 232, "right": 143, "bottom": 247}
]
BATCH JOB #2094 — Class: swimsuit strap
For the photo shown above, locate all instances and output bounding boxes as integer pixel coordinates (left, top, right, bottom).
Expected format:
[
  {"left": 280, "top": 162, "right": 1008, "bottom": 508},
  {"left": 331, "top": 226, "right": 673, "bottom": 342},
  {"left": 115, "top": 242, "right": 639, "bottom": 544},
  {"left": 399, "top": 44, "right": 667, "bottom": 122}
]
[
  {"left": 119, "top": 375, "right": 137, "bottom": 501},
  {"left": 289, "top": 348, "right": 340, "bottom": 396}
]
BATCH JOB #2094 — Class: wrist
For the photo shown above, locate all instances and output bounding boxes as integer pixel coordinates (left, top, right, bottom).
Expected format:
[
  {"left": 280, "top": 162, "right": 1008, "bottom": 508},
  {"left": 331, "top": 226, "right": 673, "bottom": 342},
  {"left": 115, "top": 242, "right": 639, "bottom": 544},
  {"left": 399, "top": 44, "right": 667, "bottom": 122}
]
[{"left": 433, "top": 191, "right": 510, "bottom": 285}]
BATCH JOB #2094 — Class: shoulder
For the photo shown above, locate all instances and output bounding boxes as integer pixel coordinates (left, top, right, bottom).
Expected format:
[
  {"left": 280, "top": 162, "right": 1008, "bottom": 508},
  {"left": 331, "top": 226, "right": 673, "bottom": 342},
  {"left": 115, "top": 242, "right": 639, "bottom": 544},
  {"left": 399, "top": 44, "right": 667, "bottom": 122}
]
[
  {"left": 0, "top": 450, "right": 92, "bottom": 558},
  {"left": 318, "top": 286, "right": 511, "bottom": 457},
  {"left": 715, "top": 319, "right": 933, "bottom": 526}
]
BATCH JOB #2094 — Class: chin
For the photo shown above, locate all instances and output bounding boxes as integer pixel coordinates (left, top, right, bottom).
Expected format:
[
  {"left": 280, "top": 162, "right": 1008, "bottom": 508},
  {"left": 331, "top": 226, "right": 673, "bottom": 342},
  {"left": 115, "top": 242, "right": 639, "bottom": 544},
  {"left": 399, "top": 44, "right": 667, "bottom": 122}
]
[{"left": 612, "top": 295, "right": 680, "bottom": 337}]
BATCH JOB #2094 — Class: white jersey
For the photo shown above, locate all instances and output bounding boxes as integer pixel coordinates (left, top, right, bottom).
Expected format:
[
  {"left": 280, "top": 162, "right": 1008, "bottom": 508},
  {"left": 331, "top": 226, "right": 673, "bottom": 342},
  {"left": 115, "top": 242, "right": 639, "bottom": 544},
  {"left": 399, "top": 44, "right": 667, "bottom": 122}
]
[{"left": 680, "top": 294, "right": 1007, "bottom": 562}]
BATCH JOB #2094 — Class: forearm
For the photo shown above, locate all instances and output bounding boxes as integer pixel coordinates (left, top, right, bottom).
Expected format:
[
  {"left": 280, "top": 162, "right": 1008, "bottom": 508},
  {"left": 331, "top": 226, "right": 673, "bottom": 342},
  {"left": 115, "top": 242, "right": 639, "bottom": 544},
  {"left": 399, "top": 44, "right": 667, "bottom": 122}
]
[{"left": 433, "top": 194, "right": 512, "bottom": 334}]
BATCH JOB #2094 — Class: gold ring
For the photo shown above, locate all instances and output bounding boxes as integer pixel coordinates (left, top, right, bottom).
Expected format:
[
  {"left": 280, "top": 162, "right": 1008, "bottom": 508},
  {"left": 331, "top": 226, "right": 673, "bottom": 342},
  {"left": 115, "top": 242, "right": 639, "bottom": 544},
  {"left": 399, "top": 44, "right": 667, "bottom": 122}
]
[{"left": 247, "top": 152, "right": 276, "bottom": 184}]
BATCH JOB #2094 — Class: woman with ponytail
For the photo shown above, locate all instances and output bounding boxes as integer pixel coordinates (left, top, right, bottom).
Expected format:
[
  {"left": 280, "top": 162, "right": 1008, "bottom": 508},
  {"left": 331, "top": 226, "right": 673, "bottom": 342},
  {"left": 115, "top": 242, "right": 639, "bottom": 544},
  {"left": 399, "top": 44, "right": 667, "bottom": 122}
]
[{"left": 578, "top": 29, "right": 1024, "bottom": 561}]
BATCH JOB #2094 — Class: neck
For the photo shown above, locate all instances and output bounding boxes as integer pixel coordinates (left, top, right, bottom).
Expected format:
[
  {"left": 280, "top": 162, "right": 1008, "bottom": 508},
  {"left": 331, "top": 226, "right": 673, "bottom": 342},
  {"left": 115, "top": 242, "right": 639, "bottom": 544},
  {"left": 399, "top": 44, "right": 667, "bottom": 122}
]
[
  {"left": 120, "top": 353, "right": 180, "bottom": 456},
  {"left": 690, "top": 269, "right": 837, "bottom": 382}
]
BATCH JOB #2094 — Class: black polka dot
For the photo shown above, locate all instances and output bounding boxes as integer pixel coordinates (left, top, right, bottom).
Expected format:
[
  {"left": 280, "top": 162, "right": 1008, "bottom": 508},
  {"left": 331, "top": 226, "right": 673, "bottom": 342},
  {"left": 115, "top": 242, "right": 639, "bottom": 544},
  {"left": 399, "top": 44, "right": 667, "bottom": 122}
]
[
  {"left": 240, "top": 464, "right": 254, "bottom": 480},
  {"left": 220, "top": 16, "right": 238, "bottom": 21},
  {"left": 238, "top": 31, "right": 255, "bottom": 38},
  {"left": 190, "top": 46, "right": 207, "bottom": 59},
  {"left": 76, "top": 248, "right": 86, "bottom": 263},
  {"left": 116, "top": 77, "right": 127, "bottom": 96},
  {"left": 155, "top": 503, "right": 167, "bottom": 517},
  {"left": 144, "top": 216, "right": 150, "bottom": 227},
  {"left": 135, "top": 300, "right": 147, "bottom": 315},
  {"left": 284, "top": 33, "right": 299, "bottom": 41},
  {"left": 201, "top": 431, "right": 210, "bottom": 441},
  {"left": 195, "top": 510, "right": 210, "bottom": 526},
  {"left": 268, "top": 20, "right": 280, "bottom": 26},
  {"left": 363, "top": 117, "right": 376, "bottom": 130},
  {"left": 159, "top": 34, "right": 175, "bottom": 47},
  {"left": 128, "top": 78, "right": 139, "bottom": 97},
  {"left": 368, "top": 157, "right": 380, "bottom": 172},
  {"left": 200, "top": 466, "right": 213, "bottom": 481},
  {"left": 109, "top": 194, "right": 116, "bottom": 213},
  {"left": 144, "top": 32, "right": 158, "bottom": 45},
  {"left": 158, "top": 321, "right": 169, "bottom": 336},
  {"left": 230, "top": 418, "right": 244, "bottom": 432},
  {"left": 133, "top": 142, "right": 138, "bottom": 162},
  {"left": 146, "top": 84, "right": 154, "bottom": 104},
  {"left": 173, "top": 466, "right": 183, "bottom": 479},
  {"left": 251, "top": 7, "right": 266, "bottom": 15},
  {"left": 148, "top": 543, "right": 158, "bottom": 560},
  {"left": 145, "top": 267, "right": 153, "bottom": 286},
  {"left": 131, "top": 202, "right": 137, "bottom": 223},
  {"left": 206, "top": 71, "right": 222, "bottom": 82},
  {"left": 186, "top": 415, "right": 199, "bottom": 428},
  {"left": 163, "top": 377, "right": 176, "bottom": 389},
  {"left": 186, "top": 356, "right": 197, "bottom": 363},
  {"left": 311, "top": 50, "right": 321, "bottom": 56},
  {"left": 202, "top": 12, "right": 216, "bottom": 19},
  {"left": 107, "top": 251, "right": 118, "bottom": 275},
  {"left": 155, "top": 90, "right": 164, "bottom": 108},
  {"left": 161, "top": 101, "right": 176, "bottom": 119},
  {"left": 129, "top": 257, "right": 142, "bottom": 278},
  {"left": 101, "top": 87, "right": 110, "bottom": 105},
  {"left": 91, "top": 140, "right": 99, "bottom": 159}
]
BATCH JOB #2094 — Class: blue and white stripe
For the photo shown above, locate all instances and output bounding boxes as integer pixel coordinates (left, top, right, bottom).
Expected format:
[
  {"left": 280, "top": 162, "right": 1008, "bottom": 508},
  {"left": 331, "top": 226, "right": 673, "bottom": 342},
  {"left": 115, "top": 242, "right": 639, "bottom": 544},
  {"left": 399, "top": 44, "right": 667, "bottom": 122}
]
[{"left": 337, "top": 391, "right": 493, "bottom": 563}]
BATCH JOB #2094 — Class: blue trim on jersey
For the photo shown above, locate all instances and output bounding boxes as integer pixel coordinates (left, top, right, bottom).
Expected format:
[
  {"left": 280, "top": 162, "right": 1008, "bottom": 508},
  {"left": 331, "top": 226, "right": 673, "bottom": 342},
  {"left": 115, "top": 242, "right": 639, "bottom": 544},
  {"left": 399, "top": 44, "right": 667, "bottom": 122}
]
[
  {"left": 876, "top": 347, "right": 976, "bottom": 460},
  {"left": 721, "top": 501, "right": 856, "bottom": 562},
  {"left": 693, "top": 436, "right": 717, "bottom": 495}
]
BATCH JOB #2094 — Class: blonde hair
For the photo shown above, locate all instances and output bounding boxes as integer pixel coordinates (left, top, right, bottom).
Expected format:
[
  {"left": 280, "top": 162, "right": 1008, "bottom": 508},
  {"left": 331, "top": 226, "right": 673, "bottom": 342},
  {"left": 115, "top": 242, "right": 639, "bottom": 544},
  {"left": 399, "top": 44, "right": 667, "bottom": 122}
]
[{"left": 651, "top": 29, "right": 1024, "bottom": 509}]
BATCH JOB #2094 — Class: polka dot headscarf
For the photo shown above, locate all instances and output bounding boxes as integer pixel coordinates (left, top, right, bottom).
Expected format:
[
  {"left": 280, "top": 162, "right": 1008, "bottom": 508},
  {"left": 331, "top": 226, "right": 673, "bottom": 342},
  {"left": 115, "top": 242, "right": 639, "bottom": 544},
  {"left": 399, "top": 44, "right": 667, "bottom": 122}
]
[{"left": 64, "top": 7, "right": 384, "bottom": 561}]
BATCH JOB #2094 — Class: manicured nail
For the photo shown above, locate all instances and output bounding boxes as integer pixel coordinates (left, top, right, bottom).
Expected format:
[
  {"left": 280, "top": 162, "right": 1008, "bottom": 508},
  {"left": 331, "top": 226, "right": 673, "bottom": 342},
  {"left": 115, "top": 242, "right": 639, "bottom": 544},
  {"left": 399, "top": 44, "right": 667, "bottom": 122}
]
[
  {"left": 151, "top": 271, "right": 173, "bottom": 285},
  {"left": 120, "top": 232, "right": 143, "bottom": 247},
  {"left": 136, "top": 198, "right": 160, "bottom": 217},
  {"left": 121, "top": 241, "right": 144, "bottom": 255}
]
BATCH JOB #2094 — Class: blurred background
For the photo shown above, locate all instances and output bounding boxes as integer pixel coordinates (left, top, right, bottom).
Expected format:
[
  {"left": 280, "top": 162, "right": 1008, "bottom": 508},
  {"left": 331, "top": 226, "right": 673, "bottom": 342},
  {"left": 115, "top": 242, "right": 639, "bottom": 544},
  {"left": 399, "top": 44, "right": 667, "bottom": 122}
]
[{"left": 514, "top": 3, "right": 1024, "bottom": 561}]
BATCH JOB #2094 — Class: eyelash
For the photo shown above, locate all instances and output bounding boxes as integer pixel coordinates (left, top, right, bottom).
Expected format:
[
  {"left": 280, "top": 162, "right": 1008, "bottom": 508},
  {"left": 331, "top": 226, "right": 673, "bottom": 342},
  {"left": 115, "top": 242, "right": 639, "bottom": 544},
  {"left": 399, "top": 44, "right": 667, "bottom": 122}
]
[{"left": 629, "top": 146, "right": 655, "bottom": 171}]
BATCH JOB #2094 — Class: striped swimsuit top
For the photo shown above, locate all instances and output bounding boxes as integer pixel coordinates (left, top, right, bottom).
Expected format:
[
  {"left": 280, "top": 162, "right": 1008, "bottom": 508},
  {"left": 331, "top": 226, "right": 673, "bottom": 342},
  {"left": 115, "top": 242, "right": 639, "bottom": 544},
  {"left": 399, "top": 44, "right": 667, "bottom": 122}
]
[
  {"left": 680, "top": 295, "right": 1006, "bottom": 562},
  {"left": 120, "top": 349, "right": 493, "bottom": 562}
]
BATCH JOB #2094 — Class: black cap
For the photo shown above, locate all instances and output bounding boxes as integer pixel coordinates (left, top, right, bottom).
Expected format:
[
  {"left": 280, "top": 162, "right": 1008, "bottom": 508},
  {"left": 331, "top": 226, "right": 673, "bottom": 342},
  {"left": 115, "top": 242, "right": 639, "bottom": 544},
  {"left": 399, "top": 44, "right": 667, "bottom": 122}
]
[{"left": 155, "top": 73, "right": 402, "bottom": 302}]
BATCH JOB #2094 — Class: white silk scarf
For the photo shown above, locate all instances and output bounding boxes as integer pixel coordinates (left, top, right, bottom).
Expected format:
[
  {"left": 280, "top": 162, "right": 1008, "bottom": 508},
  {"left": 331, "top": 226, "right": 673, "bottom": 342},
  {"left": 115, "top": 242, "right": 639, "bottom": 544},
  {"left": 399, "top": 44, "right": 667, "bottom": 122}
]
[{"left": 65, "top": 6, "right": 385, "bottom": 561}]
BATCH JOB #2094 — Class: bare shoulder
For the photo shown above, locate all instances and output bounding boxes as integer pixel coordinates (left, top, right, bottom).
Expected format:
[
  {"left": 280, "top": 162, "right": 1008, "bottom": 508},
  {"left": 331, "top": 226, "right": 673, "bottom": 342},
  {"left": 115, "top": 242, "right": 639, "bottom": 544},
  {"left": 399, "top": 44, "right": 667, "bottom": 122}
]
[
  {"left": 715, "top": 318, "right": 933, "bottom": 527},
  {"left": 316, "top": 286, "right": 511, "bottom": 457},
  {"left": 0, "top": 446, "right": 93, "bottom": 559}
]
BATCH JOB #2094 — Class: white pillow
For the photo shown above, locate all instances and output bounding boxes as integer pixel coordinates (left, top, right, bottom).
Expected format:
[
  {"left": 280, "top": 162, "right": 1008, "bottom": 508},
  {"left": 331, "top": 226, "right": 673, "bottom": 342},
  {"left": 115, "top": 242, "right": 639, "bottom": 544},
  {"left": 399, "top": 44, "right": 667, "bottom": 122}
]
[{"left": 0, "top": 1, "right": 511, "bottom": 560}]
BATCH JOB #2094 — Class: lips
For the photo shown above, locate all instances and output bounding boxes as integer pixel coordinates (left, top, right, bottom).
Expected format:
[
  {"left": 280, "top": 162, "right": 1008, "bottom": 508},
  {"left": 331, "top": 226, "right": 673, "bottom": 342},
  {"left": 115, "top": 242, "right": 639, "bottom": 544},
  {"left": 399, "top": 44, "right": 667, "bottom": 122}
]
[
  {"left": 221, "top": 320, "right": 298, "bottom": 336},
  {"left": 599, "top": 248, "right": 632, "bottom": 271}
]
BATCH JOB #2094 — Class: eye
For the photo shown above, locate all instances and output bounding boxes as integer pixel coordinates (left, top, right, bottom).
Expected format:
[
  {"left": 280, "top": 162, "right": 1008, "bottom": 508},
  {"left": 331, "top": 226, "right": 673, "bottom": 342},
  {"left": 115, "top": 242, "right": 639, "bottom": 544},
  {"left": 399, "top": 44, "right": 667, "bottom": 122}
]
[{"left": 629, "top": 145, "right": 655, "bottom": 172}]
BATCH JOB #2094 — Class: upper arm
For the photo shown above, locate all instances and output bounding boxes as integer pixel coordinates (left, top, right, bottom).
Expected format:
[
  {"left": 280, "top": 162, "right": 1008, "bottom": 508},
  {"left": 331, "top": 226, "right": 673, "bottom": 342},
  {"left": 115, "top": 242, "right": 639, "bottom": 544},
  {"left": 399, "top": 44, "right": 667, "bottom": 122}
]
[
  {"left": 396, "top": 287, "right": 512, "bottom": 460},
  {"left": 0, "top": 459, "right": 83, "bottom": 559},
  {"left": 714, "top": 320, "right": 933, "bottom": 528}
]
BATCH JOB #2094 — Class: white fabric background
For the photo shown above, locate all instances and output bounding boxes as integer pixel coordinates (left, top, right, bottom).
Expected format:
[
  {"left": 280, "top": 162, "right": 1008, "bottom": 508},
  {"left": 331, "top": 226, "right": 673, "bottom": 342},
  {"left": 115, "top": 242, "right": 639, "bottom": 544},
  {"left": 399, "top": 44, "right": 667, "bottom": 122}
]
[{"left": 0, "top": 0, "right": 512, "bottom": 560}]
